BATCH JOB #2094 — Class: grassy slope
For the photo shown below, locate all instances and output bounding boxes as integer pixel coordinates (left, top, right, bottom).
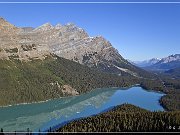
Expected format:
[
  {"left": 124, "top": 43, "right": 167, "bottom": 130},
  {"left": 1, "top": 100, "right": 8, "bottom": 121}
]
[{"left": 57, "top": 104, "right": 180, "bottom": 132}]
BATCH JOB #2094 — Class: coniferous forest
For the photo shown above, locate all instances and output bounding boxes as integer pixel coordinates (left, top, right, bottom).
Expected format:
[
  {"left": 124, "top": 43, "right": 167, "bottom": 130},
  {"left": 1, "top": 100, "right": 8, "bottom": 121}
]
[
  {"left": 0, "top": 11, "right": 180, "bottom": 133},
  {"left": 0, "top": 56, "right": 179, "bottom": 111},
  {"left": 0, "top": 56, "right": 180, "bottom": 133},
  {"left": 56, "top": 104, "right": 180, "bottom": 132},
  {"left": 0, "top": 56, "right": 138, "bottom": 106}
]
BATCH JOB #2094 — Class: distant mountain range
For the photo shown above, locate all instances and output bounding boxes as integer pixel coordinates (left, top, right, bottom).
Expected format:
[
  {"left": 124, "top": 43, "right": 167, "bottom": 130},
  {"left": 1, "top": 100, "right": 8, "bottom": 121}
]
[
  {"left": 131, "top": 54, "right": 180, "bottom": 71},
  {"left": 132, "top": 58, "right": 161, "bottom": 67}
]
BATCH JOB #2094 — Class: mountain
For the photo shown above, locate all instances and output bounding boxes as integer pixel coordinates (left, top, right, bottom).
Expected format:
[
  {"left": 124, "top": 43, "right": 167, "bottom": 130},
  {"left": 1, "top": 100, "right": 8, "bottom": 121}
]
[
  {"left": 132, "top": 54, "right": 180, "bottom": 71},
  {"left": 0, "top": 56, "right": 140, "bottom": 106},
  {"left": 145, "top": 54, "right": 180, "bottom": 71},
  {"left": 0, "top": 17, "right": 158, "bottom": 106},
  {"left": 132, "top": 58, "right": 161, "bottom": 67},
  {"left": 0, "top": 17, "right": 153, "bottom": 78}
]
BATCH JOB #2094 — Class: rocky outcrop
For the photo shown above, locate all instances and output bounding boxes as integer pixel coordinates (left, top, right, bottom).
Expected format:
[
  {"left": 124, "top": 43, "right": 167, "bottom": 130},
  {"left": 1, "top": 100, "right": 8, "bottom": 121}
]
[
  {"left": 0, "top": 18, "right": 49, "bottom": 60},
  {"left": 62, "top": 85, "right": 79, "bottom": 96}
]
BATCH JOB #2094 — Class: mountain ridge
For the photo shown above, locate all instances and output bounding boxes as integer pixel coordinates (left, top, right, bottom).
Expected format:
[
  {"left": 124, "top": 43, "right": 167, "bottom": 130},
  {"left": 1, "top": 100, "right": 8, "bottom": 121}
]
[
  {"left": 131, "top": 54, "right": 180, "bottom": 71},
  {"left": 0, "top": 17, "right": 166, "bottom": 107},
  {"left": 145, "top": 54, "right": 180, "bottom": 71},
  {"left": 132, "top": 58, "right": 161, "bottom": 67},
  {"left": 0, "top": 17, "right": 153, "bottom": 78}
]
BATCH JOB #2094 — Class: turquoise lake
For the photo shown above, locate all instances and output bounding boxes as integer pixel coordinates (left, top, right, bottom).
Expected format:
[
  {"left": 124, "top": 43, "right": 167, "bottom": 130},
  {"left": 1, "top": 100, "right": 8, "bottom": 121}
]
[{"left": 0, "top": 86, "right": 165, "bottom": 132}]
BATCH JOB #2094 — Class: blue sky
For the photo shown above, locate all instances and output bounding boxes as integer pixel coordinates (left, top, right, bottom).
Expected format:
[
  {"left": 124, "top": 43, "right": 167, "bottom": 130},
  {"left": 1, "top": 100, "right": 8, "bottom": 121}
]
[{"left": 0, "top": 1, "right": 179, "bottom": 61}]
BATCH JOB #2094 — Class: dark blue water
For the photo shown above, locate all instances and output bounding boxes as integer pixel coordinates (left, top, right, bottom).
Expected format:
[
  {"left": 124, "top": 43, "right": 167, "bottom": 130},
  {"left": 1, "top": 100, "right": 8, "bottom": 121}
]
[{"left": 0, "top": 86, "right": 165, "bottom": 132}]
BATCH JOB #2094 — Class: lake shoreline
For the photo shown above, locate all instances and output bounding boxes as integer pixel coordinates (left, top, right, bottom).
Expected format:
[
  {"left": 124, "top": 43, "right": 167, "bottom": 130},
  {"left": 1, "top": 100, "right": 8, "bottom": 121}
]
[
  {"left": 0, "top": 84, "right": 141, "bottom": 108},
  {"left": 47, "top": 101, "right": 166, "bottom": 132},
  {"left": 0, "top": 86, "right": 165, "bottom": 132},
  {"left": 47, "top": 105, "right": 117, "bottom": 132}
]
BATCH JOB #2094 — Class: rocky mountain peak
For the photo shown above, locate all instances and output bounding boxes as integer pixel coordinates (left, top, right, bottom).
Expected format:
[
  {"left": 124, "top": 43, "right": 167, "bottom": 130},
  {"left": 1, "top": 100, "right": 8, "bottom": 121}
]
[
  {"left": 149, "top": 58, "right": 161, "bottom": 63},
  {"left": 66, "top": 22, "right": 76, "bottom": 27},
  {"left": 0, "top": 18, "right": 145, "bottom": 78},
  {"left": 0, "top": 17, "right": 6, "bottom": 23},
  {"left": 141, "top": 54, "right": 180, "bottom": 71},
  {"left": 159, "top": 54, "right": 180, "bottom": 64},
  {"left": 132, "top": 58, "right": 161, "bottom": 67},
  {"left": 0, "top": 17, "right": 18, "bottom": 32},
  {"left": 0, "top": 17, "right": 9, "bottom": 24},
  {"left": 55, "top": 23, "right": 62, "bottom": 29},
  {"left": 63, "top": 22, "right": 85, "bottom": 32},
  {"left": 33, "top": 22, "right": 53, "bottom": 32}
]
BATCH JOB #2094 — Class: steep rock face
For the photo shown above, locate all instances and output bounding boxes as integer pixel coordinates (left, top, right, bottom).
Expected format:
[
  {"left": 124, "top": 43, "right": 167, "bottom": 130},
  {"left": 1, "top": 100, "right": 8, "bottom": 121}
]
[
  {"left": 0, "top": 18, "right": 20, "bottom": 59},
  {"left": 34, "top": 23, "right": 136, "bottom": 76},
  {"left": 0, "top": 18, "right": 50, "bottom": 60},
  {"left": 51, "top": 36, "right": 124, "bottom": 66},
  {"left": 0, "top": 17, "right": 18, "bottom": 33},
  {"left": 0, "top": 18, "right": 150, "bottom": 77}
]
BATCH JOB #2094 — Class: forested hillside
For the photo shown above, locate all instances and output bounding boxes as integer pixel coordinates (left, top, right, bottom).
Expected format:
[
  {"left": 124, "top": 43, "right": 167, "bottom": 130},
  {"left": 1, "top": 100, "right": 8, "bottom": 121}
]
[
  {"left": 57, "top": 104, "right": 180, "bottom": 132},
  {"left": 159, "top": 75, "right": 180, "bottom": 111},
  {"left": 1, "top": 54, "right": 179, "bottom": 112},
  {"left": 0, "top": 56, "right": 139, "bottom": 106}
]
